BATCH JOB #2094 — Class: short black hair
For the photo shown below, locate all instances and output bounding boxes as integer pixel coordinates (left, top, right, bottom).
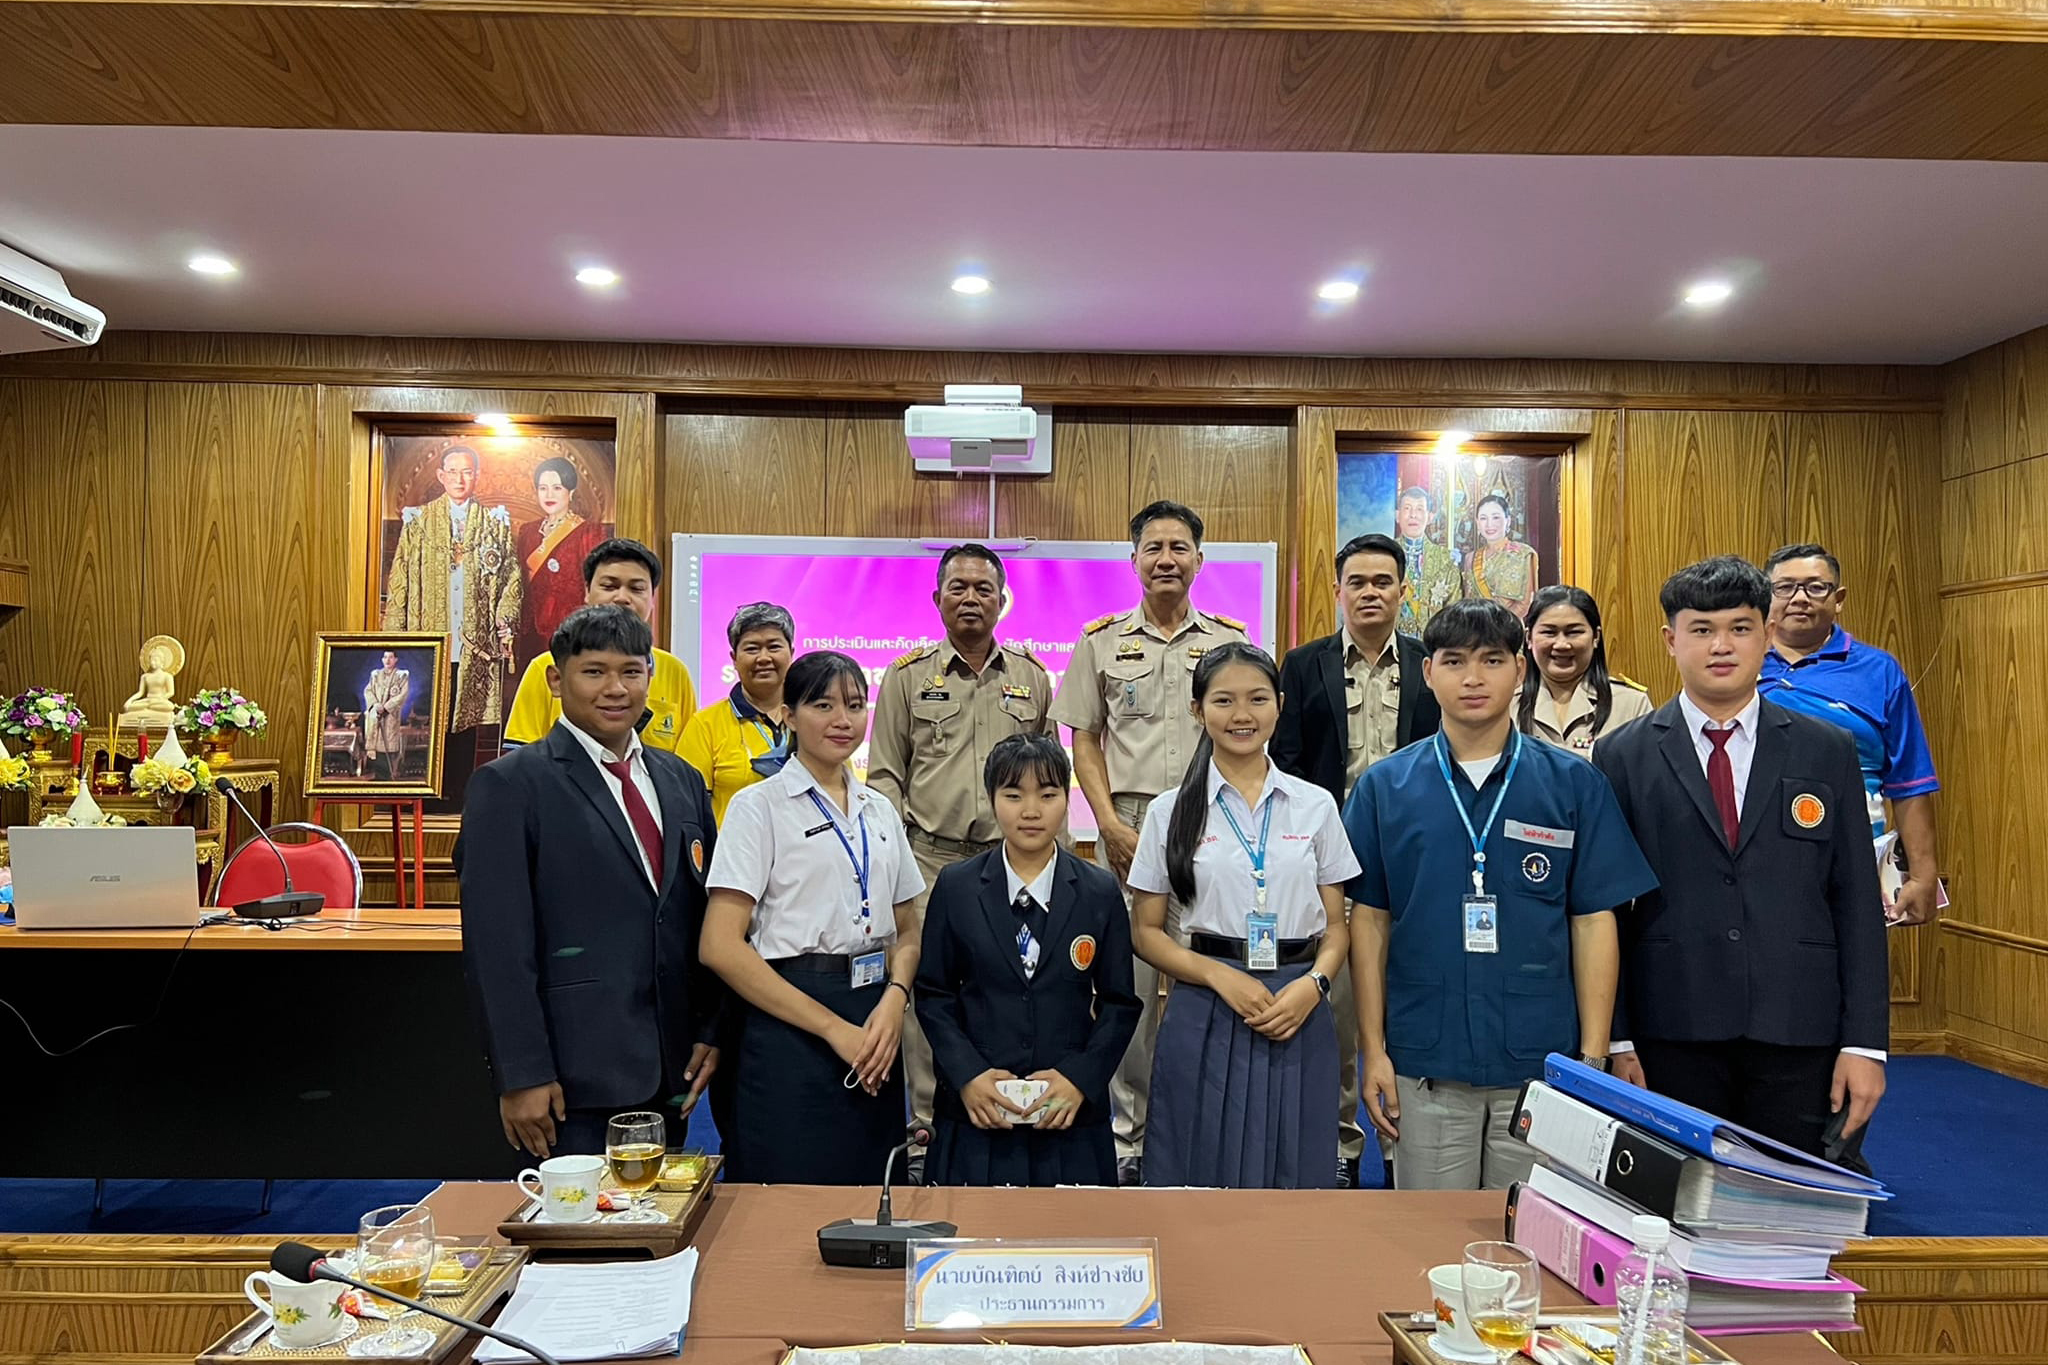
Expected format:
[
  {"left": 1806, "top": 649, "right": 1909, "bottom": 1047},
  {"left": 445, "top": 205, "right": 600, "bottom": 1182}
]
[
  {"left": 1659, "top": 555, "right": 1772, "bottom": 622},
  {"left": 1129, "top": 499, "right": 1204, "bottom": 548},
  {"left": 983, "top": 732, "right": 1072, "bottom": 798},
  {"left": 1476, "top": 492, "right": 1512, "bottom": 520},
  {"left": 938, "top": 543, "right": 1006, "bottom": 589},
  {"left": 1336, "top": 532, "right": 1407, "bottom": 583},
  {"left": 581, "top": 536, "right": 663, "bottom": 591},
  {"left": 1422, "top": 597, "right": 1525, "bottom": 655},
  {"left": 784, "top": 650, "right": 869, "bottom": 710},
  {"left": 533, "top": 456, "right": 579, "bottom": 491},
  {"left": 1764, "top": 543, "right": 1843, "bottom": 581},
  {"left": 1398, "top": 485, "right": 1433, "bottom": 510},
  {"left": 551, "top": 603, "right": 652, "bottom": 660}
]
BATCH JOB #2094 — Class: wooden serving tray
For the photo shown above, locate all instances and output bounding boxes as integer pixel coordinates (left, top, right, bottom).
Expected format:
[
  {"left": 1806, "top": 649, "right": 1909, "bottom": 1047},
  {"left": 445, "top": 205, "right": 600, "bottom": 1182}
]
[
  {"left": 497, "top": 1155, "right": 722, "bottom": 1256},
  {"left": 196, "top": 1246, "right": 528, "bottom": 1363},
  {"left": 1379, "top": 1309, "right": 1736, "bottom": 1365}
]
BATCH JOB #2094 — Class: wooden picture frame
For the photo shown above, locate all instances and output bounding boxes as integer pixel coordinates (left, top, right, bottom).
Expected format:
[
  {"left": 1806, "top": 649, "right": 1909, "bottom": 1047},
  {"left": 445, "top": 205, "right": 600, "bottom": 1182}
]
[{"left": 304, "top": 632, "right": 452, "bottom": 798}]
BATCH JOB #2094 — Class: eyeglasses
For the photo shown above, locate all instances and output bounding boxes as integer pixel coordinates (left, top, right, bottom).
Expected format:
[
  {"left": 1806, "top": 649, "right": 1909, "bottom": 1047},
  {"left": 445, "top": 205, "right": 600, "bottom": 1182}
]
[{"left": 1770, "top": 581, "right": 1838, "bottom": 601}]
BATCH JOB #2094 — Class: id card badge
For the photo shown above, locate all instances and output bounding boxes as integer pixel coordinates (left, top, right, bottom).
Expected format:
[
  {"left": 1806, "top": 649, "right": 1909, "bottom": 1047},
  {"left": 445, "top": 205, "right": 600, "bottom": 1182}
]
[
  {"left": 1245, "top": 912, "right": 1280, "bottom": 971},
  {"left": 850, "top": 950, "right": 887, "bottom": 989},
  {"left": 1463, "top": 896, "right": 1499, "bottom": 954}
]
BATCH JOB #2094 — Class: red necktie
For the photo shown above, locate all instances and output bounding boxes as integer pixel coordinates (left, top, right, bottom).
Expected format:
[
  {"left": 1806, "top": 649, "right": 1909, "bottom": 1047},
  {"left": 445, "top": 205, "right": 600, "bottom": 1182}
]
[
  {"left": 1704, "top": 727, "right": 1740, "bottom": 850},
  {"left": 602, "top": 757, "right": 665, "bottom": 881}
]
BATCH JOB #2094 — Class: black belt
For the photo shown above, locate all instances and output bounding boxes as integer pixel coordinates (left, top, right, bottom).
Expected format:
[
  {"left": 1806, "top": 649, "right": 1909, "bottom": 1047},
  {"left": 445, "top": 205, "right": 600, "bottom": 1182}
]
[
  {"left": 1190, "top": 932, "right": 1322, "bottom": 966},
  {"left": 908, "top": 827, "right": 1001, "bottom": 859},
  {"left": 773, "top": 953, "right": 867, "bottom": 974}
]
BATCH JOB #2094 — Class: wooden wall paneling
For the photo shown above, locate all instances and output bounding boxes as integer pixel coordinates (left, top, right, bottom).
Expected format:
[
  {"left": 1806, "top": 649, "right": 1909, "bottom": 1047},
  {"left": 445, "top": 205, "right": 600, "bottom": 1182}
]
[
  {"left": 141, "top": 383, "right": 317, "bottom": 820},
  {"left": 1830, "top": 1237, "right": 2048, "bottom": 1365},
  {"left": 1939, "top": 456, "right": 2048, "bottom": 589},
  {"left": 1572, "top": 408, "right": 1634, "bottom": 681},
  {"left": 0, "top": 380, "right": 147, "bottom": 714},
  {"left": 1129, "top": 409, "right": 1292, "bottom": 646},
  {"left": 995, "top": 408, "right": 1133, "bottom": 543},
  {"left": 823, "top": 404, "right": 989, "bottom": 539},
  {"left": 1933, "top": 587, "right": 2036, "bottom": 943},
  {"left": 1943, "top": 338, "right": 2014, "bottom": 480},
  {"left": 663, "top": 408, "right": 830, "bottom": 539},
  {"left": 1943, "top": 925, "right": 2048, "bottom": 1083},
  {"left": 1291, "top": 406, "right": 1339, "bottom": 646}
]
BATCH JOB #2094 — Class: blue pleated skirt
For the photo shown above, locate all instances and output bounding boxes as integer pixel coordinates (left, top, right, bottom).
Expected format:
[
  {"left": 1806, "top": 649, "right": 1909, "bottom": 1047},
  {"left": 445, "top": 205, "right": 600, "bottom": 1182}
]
[
  {"left": 1143, "top": 960, "right": 1338, "bottom": 1189},
  {"left": 924, "top": 1115, "right": 1117, "bottom": 1188}
]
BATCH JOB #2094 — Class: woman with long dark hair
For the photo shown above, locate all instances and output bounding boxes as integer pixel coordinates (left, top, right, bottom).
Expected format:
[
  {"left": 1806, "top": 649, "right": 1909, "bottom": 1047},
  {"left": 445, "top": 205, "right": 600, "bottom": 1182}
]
[
  {"left": 1515, "top": 585, "right": 1652, "bottom": 756},
  {"left": 1124, "top": 642, "right": 1359, "bottom": 1188},
  {"left": 700, "top": 651, "right": 925, "bottom": 1183}
]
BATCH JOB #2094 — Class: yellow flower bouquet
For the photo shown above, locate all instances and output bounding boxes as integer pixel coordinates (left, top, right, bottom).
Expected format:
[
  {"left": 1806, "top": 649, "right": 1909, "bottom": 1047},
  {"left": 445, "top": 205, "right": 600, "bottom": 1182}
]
[
  {"left": 0, "top": 754, "right": 31, "bottom": 791},
  {"left": 130, "top": 755, "right": 215, "bottom": 796}
]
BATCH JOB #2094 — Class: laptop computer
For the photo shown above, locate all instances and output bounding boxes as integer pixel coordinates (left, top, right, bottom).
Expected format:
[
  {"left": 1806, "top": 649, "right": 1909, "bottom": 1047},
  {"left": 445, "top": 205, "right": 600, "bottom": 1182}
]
[{"left": 7, "top": 825, "right": 204, "bottom": 929}]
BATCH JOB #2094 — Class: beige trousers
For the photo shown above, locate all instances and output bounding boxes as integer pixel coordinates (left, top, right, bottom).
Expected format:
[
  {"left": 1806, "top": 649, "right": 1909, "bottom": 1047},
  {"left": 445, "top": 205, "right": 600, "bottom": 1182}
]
[
  {"left": 1099, "top": 793, "right": 1177, "bottom": 1159},
  {"left": 1390, "top": 1074, "right": 1537, "bottom": 1191}
]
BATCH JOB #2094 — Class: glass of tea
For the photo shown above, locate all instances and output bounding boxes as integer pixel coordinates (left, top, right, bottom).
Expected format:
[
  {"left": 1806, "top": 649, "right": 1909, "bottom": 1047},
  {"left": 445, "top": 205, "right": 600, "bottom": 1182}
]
[
  {"left": 347, "top": 1203, "right": 437, "bottom": 1358},
  {"left": 1461, "top": 1240, "right": 1540, "bottom": 1361},
  {"left": 606, "top": 1111, "right": 668, "bottom": 1223}
]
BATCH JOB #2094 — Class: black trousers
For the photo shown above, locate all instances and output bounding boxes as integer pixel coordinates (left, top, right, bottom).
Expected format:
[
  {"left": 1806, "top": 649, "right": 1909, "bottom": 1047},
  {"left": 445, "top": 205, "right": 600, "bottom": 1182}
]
[
  {"left": 1632, "top": 1037, "right": 1839, "bottom": 1157},
  {"left": 553, "top": 1093, "right": 692, "bottom": 1162}
]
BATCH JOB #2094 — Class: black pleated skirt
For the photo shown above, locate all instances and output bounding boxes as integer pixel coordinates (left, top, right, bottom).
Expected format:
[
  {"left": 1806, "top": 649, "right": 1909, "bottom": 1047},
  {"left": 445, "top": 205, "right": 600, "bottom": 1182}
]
[
  {"left": 924, "top": 1114, "right": 1117, "bottom": 1188},
  {"left": 725, "top": 958, "right": 905, "bottom": 1185}
]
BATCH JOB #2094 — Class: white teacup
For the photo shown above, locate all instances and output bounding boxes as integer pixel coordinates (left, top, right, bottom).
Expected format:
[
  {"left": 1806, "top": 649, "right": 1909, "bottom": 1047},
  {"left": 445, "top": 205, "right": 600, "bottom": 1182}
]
[
  {"left": 1428, "top": 1263, "right": 1511, "bottom": 1361},
  {"left": 517, "top": 1153, "right": 606, "bottom": 1223},
  {"left": 243, "top": 1270, "right": 348, "bottom": 1349}
]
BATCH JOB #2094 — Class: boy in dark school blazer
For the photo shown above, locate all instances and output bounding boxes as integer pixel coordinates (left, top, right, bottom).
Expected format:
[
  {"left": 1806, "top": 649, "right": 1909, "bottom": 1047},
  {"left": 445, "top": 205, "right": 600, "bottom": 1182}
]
[{"left": 915, "top": 733, "right": 1142, "bottom": 1186}]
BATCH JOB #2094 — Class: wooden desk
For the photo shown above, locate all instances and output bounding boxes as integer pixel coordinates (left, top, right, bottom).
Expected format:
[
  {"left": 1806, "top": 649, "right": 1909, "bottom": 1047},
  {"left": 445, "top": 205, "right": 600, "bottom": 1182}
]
[{"left": 0, "top": 910, "right": 507, "bottom": 1180}]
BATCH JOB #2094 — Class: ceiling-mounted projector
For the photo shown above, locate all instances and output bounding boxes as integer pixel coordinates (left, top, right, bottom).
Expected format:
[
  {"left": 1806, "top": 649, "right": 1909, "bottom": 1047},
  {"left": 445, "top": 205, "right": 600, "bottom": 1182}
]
[
  {"left": 0, "top": 243, "right": 106, "bottom": 355},
  {"left": 906, "top": 384, "right": 1052, "bottom": 474}
]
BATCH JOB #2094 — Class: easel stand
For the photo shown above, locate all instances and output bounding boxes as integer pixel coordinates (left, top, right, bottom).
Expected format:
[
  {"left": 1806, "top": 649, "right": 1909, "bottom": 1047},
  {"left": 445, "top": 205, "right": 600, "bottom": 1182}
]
[{"left": 311, "top": 797, "right": 426, "bottom": 908}]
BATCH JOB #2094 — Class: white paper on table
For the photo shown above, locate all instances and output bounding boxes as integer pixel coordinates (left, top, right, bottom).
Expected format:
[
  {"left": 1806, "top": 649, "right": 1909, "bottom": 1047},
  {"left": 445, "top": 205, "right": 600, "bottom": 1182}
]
[{"left": 474, "top": 1248, "right": 698, "bottom": 1363}]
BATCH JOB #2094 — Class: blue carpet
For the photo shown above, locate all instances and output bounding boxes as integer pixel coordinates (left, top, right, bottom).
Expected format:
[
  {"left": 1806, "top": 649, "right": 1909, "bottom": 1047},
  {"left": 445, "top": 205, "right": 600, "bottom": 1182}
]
[{"left": 1, "top": 1057, "right": 2038, "bottom": 1236}]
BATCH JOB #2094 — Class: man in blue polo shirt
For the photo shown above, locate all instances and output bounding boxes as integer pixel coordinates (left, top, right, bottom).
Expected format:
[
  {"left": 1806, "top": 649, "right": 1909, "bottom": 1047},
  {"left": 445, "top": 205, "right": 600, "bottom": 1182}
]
[
  {"left": 1344, "top": 599, "right": 1656, "bottom": 1191},
  {"left": 1760, "top": 544, "right": 1941, "bottom": 927}
]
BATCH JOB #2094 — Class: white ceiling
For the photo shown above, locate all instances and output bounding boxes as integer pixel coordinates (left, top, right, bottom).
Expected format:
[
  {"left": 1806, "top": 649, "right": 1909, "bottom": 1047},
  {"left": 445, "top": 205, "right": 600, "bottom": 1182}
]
[{"left": 4, "top": 125, "right": 2048, "bottom": 363}]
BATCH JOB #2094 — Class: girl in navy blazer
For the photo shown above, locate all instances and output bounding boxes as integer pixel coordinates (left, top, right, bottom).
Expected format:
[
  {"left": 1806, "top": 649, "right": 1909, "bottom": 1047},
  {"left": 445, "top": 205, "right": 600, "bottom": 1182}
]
[{"left": 915, "top": 734, "right": 1141, "bottom": 1186}]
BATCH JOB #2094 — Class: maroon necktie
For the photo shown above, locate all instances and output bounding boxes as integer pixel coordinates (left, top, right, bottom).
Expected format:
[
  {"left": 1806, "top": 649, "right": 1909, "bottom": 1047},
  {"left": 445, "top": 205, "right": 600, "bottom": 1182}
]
[
  {"left": 1704, "top": 727, "right": 1740, "bottom": 850},
  {"left": 602, "top": 757, "right": 665, "bottom": 880}
]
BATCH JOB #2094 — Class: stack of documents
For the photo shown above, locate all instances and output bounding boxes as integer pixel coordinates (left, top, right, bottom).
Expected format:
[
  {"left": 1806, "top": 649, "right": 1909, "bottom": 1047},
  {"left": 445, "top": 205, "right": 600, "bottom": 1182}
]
[{"left": 475, "top": 1249, "right": 698, "bottom": 1363}]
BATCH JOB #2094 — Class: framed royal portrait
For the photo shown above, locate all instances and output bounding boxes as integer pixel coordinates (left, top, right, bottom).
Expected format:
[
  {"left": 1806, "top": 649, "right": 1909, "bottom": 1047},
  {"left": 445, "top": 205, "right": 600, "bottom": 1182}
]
[{"left": 305, "top": 632, "right": 452, "bottom": 798}]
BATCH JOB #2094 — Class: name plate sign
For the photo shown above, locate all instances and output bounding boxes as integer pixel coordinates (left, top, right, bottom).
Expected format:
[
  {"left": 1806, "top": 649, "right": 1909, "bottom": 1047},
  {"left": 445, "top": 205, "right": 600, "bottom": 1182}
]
[{"left": 906, "top": 1239, "right": 1163, "bottom": 1331}]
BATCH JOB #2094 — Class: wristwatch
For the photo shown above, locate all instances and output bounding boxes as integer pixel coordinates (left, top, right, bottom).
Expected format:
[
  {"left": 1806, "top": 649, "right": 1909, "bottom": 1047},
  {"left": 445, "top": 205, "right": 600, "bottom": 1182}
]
[
  {"left": 1308, "top": 971, "right": 1332, "bottom": 1000},
  {"left": 1572, "top": 1051, "right": 1614, "bottom": 1073}
]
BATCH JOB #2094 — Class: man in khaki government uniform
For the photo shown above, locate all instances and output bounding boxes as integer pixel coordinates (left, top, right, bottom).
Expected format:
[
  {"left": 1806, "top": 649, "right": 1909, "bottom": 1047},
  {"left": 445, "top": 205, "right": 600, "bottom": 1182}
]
[
  {"left": 1048, "top": 499, "right": 1249, "bottom": 1184},
  {"left": 868, "top": 543, "right": 1058, "bottom": 1173}
]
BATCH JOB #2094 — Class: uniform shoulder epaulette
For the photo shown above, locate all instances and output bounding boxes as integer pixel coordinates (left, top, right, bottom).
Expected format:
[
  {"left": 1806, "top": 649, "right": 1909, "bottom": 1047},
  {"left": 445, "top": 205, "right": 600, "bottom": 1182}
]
[
  {"left": 1611, "top": 673, "right": 1649, "bottom": 693},
  {"left": 1001, "top": 640, "right": 1048, "bottom": 667},
  {"left": 1083, "top": 613, "right": 1119, "bottom": 635},
  {"left": 1210, "top": 612, "right": 1247, "bottom": 631},
  {"left": 890, "top": 644, "right": 938, "bottom": 670}
]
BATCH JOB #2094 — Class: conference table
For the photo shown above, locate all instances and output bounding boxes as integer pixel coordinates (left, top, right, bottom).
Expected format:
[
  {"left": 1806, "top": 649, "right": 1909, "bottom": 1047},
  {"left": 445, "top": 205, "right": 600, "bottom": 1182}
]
[{"left": 0, "top": 909, "right": 518, "bottom": 1181}]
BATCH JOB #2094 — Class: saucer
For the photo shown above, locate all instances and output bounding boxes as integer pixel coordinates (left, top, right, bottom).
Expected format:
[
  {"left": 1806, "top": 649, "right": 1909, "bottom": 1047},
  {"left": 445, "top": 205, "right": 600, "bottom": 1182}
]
[
  {"left": 272, "top": 1313, "right": 358, "bottom": 1353},
  {"left": 1423, "top": 1331, "right": 1496, "bottom": 1364}
]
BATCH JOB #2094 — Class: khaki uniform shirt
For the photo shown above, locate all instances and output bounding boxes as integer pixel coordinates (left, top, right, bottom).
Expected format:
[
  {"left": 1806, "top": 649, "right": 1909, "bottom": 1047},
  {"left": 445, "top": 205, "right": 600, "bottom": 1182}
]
[
  {"left": 1344, "top": 632, "right": 1402, "bottom": 790},
  {"left": 1527, "top": 676, "right": 1656, "bottom": 757},
  {"left": 867, "top": 639, "right": 1056, "bottom": 845},
  {"left": 1048, "top": 604, "right": 1251, "bottom": 799}
]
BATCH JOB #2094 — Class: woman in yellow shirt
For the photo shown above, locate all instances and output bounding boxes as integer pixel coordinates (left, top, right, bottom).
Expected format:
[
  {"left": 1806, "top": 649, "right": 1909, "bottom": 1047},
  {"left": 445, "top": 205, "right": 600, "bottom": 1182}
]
[{"left": 677, "top": 602, "right": 796, "bottom": 822}]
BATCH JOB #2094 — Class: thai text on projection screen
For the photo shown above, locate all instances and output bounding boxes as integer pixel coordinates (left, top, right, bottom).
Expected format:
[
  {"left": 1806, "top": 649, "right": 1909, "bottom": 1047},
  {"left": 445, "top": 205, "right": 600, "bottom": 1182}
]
[{"left": 670, "top": 536, "right": 1279, "bottom": 837}]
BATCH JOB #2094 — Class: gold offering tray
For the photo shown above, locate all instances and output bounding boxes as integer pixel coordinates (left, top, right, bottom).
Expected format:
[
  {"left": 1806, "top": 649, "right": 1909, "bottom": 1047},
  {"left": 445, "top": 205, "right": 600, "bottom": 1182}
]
[
  {"left": 497, "top": 1154, "right": 721, "bottom": 1256},
  {"left": 1379, "top": 1310, "right": 1736, "bottom": 1365},
  {"left": 195, "top": 1246, "right": 528, "bottom": 1363}
]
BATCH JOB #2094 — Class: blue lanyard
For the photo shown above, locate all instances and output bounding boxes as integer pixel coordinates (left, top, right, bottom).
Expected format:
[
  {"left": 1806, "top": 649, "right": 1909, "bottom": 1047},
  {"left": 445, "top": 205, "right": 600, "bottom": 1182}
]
[
  {"left": 805, "top": 787, "right": 873, "bottom": 934},
  {"left": 1431, "top": 730, "right": 1524, "bottom": 896},
  {"left": 1217, "top": 785, "right": 1275, "bottom": 909}
]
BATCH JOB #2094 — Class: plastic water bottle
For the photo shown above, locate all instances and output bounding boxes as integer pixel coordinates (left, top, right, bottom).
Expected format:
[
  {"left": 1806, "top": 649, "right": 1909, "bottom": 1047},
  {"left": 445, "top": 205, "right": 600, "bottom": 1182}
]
[{"left": 1614, "top": 1214, "right": 1690, "bottom": 1365}]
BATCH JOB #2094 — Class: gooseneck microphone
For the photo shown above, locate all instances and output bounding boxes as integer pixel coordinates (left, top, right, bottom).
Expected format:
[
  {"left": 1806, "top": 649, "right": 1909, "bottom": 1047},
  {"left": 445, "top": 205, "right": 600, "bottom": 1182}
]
[
  {"left": 214, "top": 777, "right": 325, "bottom": 919},
  {"left": 818, "top": 1125, "right": 958, "bottom": 1269},
  {"left": 270, "top": 1242, "right": 561, "bottom": 1365}
]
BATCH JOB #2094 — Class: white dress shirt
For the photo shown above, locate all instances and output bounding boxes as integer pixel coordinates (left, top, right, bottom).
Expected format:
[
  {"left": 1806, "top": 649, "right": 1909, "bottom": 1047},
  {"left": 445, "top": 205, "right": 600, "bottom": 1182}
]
[
  {"left": 1128, "top": 760, "right": 1361, "bottom": 940},
  {"left": 708, "top": 757, "right": 925, "bottom": 959},
  {"left": 1615, "top": 690, "right": 1883, "bottom": 1064},
  {"left": 557, "top": 717, "right": 662, "bottom": 885},
  {"left": 1003, "top": 851, "right": 1058, "bottom": 976}
]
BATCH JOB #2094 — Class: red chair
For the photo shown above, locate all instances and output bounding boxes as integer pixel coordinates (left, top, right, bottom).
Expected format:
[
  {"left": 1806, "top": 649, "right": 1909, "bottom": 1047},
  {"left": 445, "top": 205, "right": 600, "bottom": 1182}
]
[{"left": 210, "top": 821, "right": 364, "bottom": 910}]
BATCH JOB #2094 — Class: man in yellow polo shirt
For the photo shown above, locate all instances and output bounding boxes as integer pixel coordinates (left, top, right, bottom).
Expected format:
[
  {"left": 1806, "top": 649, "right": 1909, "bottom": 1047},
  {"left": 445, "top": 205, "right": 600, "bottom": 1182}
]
[{"left": 504, "top": 538, "right": 697, "bottom": 753}]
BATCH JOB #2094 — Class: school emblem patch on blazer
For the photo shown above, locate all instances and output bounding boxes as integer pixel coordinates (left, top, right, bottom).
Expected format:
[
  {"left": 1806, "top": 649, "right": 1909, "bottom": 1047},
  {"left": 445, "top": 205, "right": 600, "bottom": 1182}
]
[
  {"left": 1790, "top": 793, "right": 1826, "bottom": 828},
  {"left": 690, "top": 838, "right": 705, "bottom": 873},
  {"left": 1070, "top": 935, "right": 1096, "bottom": 971}
]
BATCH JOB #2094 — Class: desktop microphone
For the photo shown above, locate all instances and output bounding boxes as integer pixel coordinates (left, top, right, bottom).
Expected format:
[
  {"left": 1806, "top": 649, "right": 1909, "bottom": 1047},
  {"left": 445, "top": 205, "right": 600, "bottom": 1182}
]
[
  {"left": 270, "top": 1241, "right": 561, "bottom": 1365},
  {"left": 817, "top": 1125, "right": 958, "bottom": 1269},
  {"left": 214, "top": 777, "right": 325, "bottom": 919}
]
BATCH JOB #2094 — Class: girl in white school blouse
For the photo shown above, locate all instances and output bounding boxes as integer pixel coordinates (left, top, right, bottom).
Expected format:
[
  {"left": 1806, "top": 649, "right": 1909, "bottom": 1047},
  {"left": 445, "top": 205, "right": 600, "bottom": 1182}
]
[
  {"left": 701, "top": 650, "right": 925, "bottom": 1184},
  {"left": 1126, "top": 642, "right": 1360, "bottom": 1189}
]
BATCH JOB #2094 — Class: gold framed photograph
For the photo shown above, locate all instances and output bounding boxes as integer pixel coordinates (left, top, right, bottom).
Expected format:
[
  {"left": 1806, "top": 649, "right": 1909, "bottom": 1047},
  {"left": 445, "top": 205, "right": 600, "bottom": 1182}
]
[{"left": 304, "top": 632, "right": 452, "bottom": 798}]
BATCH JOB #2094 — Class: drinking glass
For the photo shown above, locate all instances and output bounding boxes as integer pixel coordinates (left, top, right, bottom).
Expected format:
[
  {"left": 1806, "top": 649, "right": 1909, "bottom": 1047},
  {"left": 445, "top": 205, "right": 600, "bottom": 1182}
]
[
  {"left": 1461, "top": 1240, "right": 1540, "bottom": 1361},
  {"left": 346, "top": 1203, "right": 436, "bottom": 1358},
  {"left": 606, "top": 1111, "right": 668, "bottom": 1223}
]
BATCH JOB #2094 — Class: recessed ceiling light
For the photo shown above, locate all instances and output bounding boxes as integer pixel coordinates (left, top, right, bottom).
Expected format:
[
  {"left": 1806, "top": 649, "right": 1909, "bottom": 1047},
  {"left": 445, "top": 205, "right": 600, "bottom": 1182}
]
[
  {"left": 1683, "top": 279, "right": 1734, "bottom": 308},
  {"left": 575, "top": 266, "right": 619, "bottom": 287},
  {"left": 1434, "top": 429, "right": 1474, "bottom": 456},
  {"left": 1316, "top": 280, "right": 1360, "bottom": 302},
  {"left": 951, "top": 275, "right": 991, "bottom": 295},
  {"left": 187, "top": 253, "right": 238, "bottom": 276}
]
